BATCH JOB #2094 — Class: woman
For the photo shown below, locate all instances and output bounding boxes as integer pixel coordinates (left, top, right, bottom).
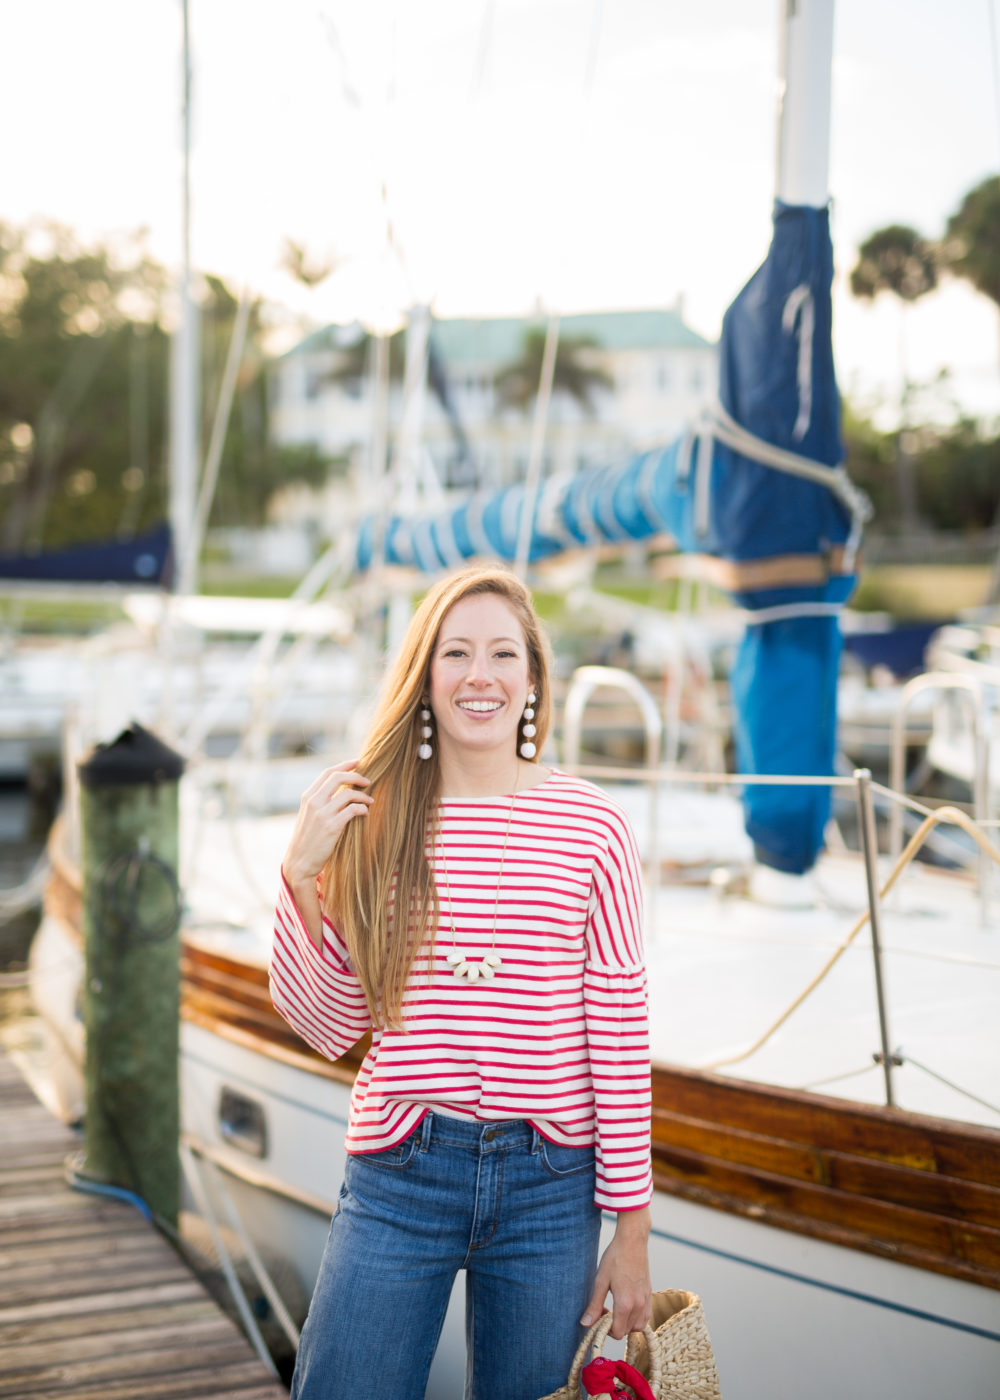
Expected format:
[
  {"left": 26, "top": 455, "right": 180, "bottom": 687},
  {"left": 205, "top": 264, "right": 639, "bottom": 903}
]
[{"left": 271, "top": 565, "right": 652, "bottom": 1400}]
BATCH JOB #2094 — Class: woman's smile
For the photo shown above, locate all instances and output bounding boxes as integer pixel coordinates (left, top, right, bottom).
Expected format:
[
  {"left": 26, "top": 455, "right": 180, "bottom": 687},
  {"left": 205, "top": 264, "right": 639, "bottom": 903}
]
[{"left": 456, "top": 697, "right": 505, "bottom": 715}]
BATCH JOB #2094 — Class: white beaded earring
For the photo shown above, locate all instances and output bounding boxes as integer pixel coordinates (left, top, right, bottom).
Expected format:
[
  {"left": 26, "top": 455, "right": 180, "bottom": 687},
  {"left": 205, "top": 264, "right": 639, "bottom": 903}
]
[
  {"left": 520, "top": 690, "right": 537, "bottom": 759},
  {"left": 418, "top": 701, "right": 433, "bottom": 760}
]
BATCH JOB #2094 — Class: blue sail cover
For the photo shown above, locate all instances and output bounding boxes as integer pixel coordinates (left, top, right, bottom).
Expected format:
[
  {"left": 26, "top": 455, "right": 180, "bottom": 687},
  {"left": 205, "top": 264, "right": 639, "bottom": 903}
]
[
  {"left": 715, "top": 203, "right": 854, "bottom": 874},
  {"left": 0, "top": 522, "right": 173, "bottom": 587},
  {"left": 354, "top": 205, "right": 859, "bottom": 873}
]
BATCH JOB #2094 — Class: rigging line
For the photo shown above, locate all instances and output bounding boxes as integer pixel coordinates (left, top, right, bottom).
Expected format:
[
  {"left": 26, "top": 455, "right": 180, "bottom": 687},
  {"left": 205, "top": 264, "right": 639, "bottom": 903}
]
[
  {"left": 989, "top": 0, "right": 1000, "bottom": 165},
  {"left": 317, "top": 6, "right": 362, "bottom": 108},
  {"left": 2, "top": 957, "right": 89, "bottom": 987},
  {"left": 197, "top": 1148, "right": 301, "bottom": 1350},
  {"left": 798, "top": 1062, "right": 879, "bottom": 1090},
  {"left": 903, "top": 1055, "right": 1000, "bottom": 1120},
  {"left": 179, "top": 1144, "right": 281, "bottom": 1378},
  {"left": 221, "top": 777, "right": 287, "bottom": 915},
  {"left": 708, "top": 400, "right": 871, "bottom": 523},
  {"left": 872, "top": 779, "right": 972, "bottom": 823},
  {"left": 515, "top": 314, "right": 561, "bottom": 578},
  {"left": 469, "top": 0, "right": 496, "bottom": 102},
  {"left": 584, "top": 0, "right": 605, "bottom": 94},
  {"left": 569, "top": 761, "right": 859, "bottom": 787},
  {"left": 703, "top": 803, "right": 1000, "bottom": 1072},
  {"left": 874, "top": 778, "right": 1000, "bottom": 841},
  {"left": 189, "top": 287, "right": 254, "bottom": 583}
]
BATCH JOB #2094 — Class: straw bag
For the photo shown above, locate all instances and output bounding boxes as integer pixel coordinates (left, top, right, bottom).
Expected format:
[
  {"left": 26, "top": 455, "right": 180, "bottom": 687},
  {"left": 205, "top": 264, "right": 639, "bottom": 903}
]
[
  {"left": 538, "top": 1289, "right": 721, "bottom": 1400},
  {"left": 625, "top": 1290, "right": 722, "bottom": 1400}
]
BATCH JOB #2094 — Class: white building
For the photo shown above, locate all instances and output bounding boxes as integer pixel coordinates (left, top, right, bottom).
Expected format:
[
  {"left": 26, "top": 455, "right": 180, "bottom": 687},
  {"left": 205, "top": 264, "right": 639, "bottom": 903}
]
[{"left": 268, "top": 305, "right": 717, "bottom": 530}]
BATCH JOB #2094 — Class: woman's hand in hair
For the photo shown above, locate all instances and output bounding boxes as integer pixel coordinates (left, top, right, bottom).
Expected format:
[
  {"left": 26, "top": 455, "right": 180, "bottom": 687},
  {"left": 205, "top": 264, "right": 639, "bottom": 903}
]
[{"left": 281, "top": 761, "right": 373, "bottom": 947}]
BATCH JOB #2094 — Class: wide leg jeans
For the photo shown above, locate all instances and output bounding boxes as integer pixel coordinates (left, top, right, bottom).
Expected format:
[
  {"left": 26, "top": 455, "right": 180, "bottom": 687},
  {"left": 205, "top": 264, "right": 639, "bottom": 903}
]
[{"left": 290, "top": 1113, "right": 602, "bottom": 1400}]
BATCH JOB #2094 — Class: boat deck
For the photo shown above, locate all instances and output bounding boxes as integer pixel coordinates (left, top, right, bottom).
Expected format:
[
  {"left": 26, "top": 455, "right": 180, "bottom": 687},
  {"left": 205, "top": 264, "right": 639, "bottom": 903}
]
[{"left": 0, "top": 1049, "right": 288, "bottom": 1400}]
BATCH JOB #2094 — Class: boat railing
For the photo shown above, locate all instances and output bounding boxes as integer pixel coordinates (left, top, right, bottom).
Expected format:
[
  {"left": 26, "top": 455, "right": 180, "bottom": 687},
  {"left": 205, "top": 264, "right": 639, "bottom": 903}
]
[
  {"left": 888, "top": 671, "right": 992, "bottom": 921},
  {"left": 563, "top": 665, "right": 664, "bottom": 911},
  {"left": 560, "top": 664, "right": 1000, "bottom": 1111}
]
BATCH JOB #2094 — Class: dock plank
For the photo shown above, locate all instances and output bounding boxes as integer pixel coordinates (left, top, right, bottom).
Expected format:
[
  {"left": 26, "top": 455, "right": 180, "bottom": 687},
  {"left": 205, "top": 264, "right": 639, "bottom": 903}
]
[
  {"left": 0, "top": 1315, "right": 239, "bottom": 1371},
  {"left": 0, "top": 1050, "right": 288, "bottom": 1399}
]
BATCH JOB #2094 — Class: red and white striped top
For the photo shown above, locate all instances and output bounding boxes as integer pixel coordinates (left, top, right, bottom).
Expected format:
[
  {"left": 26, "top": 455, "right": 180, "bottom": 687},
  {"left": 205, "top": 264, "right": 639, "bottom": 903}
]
[{"left": 269, "top": 769, "right": 652, "bottom": 1211}]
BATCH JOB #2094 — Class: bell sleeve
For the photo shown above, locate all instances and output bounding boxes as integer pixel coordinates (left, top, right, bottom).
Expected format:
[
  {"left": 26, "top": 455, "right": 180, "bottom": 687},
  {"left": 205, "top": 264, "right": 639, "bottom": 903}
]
[
  {"left": 584, "top": 807, "right": 653, "bottom": 1211},
  {"left": 269, "top": 875, "right": 372, "bottom": 1061}
]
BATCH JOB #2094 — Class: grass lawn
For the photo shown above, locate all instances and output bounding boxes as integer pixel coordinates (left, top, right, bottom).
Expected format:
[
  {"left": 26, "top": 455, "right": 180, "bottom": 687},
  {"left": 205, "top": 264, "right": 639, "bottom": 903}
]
[
  {"left": 0, "top": 595, "right": 127, "bottom": 634},
  {"left": 3, "top": 562, "right": 993, "bottom": 636},
  {"left": 852, "top": 565, "right": 992, "bottom": 619}
]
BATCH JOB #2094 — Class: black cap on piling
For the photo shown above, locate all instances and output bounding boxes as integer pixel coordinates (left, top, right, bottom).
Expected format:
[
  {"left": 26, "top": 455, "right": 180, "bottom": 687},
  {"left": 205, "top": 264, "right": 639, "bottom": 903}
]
[{"left": 78, "top": 723, "right": 185, "bottom": 789}]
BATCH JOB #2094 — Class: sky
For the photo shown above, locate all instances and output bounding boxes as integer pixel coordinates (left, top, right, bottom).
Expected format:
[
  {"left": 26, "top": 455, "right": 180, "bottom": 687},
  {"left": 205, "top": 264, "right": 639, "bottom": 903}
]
[{"left": 4, "top": 0, "right": 1000, "bottom": 425}]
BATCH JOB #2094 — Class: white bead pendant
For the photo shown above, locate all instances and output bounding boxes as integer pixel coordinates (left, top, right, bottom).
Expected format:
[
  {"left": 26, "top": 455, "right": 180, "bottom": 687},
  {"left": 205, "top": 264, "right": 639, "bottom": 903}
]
[{"left": 446, "top": 950, "right": 502, "bottom": 981}]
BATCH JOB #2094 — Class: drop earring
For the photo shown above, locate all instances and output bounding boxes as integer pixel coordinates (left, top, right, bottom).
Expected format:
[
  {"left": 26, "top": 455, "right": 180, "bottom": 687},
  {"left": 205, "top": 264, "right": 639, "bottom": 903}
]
[
  {"left": 520, "top": 691, "right": 537, "bottom": 759},
  {"left": 418, "top": 700, "right": 433, "bottom": 760}
]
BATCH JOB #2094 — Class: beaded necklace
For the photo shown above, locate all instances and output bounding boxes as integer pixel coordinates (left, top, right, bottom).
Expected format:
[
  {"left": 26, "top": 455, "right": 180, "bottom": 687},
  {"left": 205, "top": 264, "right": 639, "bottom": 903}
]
[{"left": 436, "top": 766, "right": 519, "bottom": 982}]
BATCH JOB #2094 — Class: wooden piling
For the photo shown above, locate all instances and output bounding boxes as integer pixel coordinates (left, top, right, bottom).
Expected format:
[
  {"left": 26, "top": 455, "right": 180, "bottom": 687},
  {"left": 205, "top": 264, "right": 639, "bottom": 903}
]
[{"left": 77, "top": 724, "right": 185, "bottom": 1231}]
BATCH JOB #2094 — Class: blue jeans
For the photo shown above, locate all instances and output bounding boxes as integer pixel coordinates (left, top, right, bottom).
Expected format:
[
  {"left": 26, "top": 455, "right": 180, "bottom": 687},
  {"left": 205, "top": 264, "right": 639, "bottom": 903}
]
[{"left": 290, "top": 1113, "right": 602, "bottom": 1400}]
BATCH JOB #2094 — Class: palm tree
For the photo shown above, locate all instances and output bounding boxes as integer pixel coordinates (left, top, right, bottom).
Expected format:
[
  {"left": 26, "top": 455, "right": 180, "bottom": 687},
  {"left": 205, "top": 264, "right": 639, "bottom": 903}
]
[
  {"left": 494, "top": 328, "right": 613, "bottom": 414},
  {"left": 942, "top": 175, "right": 1000, "bottom": 356},
  {"left": 850, "top": 225, "right": 938, "bottom": 532},
  {"left": 850, "top": 225, "right": 938, "bottom": 305},
  {"left": 280, "top": 238, "right": 338, "bottom": 290},
  {"left": 942, "top": 176, "right": 1000, "bottom": 599}
]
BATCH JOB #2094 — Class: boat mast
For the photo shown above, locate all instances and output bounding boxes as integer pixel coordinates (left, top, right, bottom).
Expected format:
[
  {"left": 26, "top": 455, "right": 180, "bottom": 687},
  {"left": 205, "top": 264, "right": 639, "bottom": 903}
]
[
  {"left": 775, "top": 0, "right": 835, "bottom": 207},
  {"left": 170, "top": 0, "right": 200, "bottom": 595}
]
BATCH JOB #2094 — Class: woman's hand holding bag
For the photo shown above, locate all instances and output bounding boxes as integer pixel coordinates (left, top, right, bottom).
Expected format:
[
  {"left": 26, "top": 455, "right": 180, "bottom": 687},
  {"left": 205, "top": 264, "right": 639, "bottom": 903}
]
[{"left": 538, "top": 1289, "right": 722, "bottom": 1400}]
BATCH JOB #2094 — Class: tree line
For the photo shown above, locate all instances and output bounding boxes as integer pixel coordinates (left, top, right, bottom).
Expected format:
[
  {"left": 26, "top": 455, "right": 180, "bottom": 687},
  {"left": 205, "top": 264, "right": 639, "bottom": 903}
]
[
  {"left": 847, "top": 174, "right": 1000, "bottom": 534},
  {"left": 0, "top": 223, "right": 329, "bottom": 554},
  {"left": 850, "top": 175, "right": 1000, "bottom": 327}
]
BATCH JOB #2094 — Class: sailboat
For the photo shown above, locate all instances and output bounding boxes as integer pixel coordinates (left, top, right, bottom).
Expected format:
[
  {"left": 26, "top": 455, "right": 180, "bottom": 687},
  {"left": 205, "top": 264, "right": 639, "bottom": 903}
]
[{"left": 20, "top": 2, "right": 1000, "bottom": 1398}]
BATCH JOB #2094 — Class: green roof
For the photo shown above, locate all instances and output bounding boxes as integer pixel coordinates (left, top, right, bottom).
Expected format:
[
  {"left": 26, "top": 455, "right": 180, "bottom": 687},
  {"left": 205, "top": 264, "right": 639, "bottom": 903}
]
[
  {"left": 282, "top": 308, "right": 714, "bottom": 366},
  {"left": 278, "top": 323, "right": 362, "bottom": 360},
  {"left": 431, "top": 309, "right": 714, "bottom": 364}
]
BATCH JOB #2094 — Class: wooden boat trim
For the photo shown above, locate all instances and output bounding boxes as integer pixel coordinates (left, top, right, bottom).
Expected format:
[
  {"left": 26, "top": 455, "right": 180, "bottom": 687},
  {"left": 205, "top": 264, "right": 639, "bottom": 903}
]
[
  {"left": 651, "top": 1065, "right": 1000, "bottom": 1181},
  {"left": 651, "top": 1169, "right": 1000, "bottom": 1291}
]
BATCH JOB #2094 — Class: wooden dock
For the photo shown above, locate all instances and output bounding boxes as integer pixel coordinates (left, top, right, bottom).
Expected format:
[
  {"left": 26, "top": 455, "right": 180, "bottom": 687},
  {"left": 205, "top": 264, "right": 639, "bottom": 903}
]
[{"left": 0, "top": 1050, "right": 289, "bottom": 1399}]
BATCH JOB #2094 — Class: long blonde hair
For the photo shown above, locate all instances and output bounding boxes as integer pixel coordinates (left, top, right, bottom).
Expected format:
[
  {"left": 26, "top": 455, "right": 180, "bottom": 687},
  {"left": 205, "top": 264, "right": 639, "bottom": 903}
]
[{"left": 322, "top": 566, "right": 552, "bottom": 1028}]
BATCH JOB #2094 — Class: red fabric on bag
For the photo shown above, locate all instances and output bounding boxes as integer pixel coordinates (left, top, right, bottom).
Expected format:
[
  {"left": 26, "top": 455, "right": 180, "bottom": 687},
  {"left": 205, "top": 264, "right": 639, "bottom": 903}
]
[{"left": 580, "top": 1357, "right": 656, "bottom": 1400}]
